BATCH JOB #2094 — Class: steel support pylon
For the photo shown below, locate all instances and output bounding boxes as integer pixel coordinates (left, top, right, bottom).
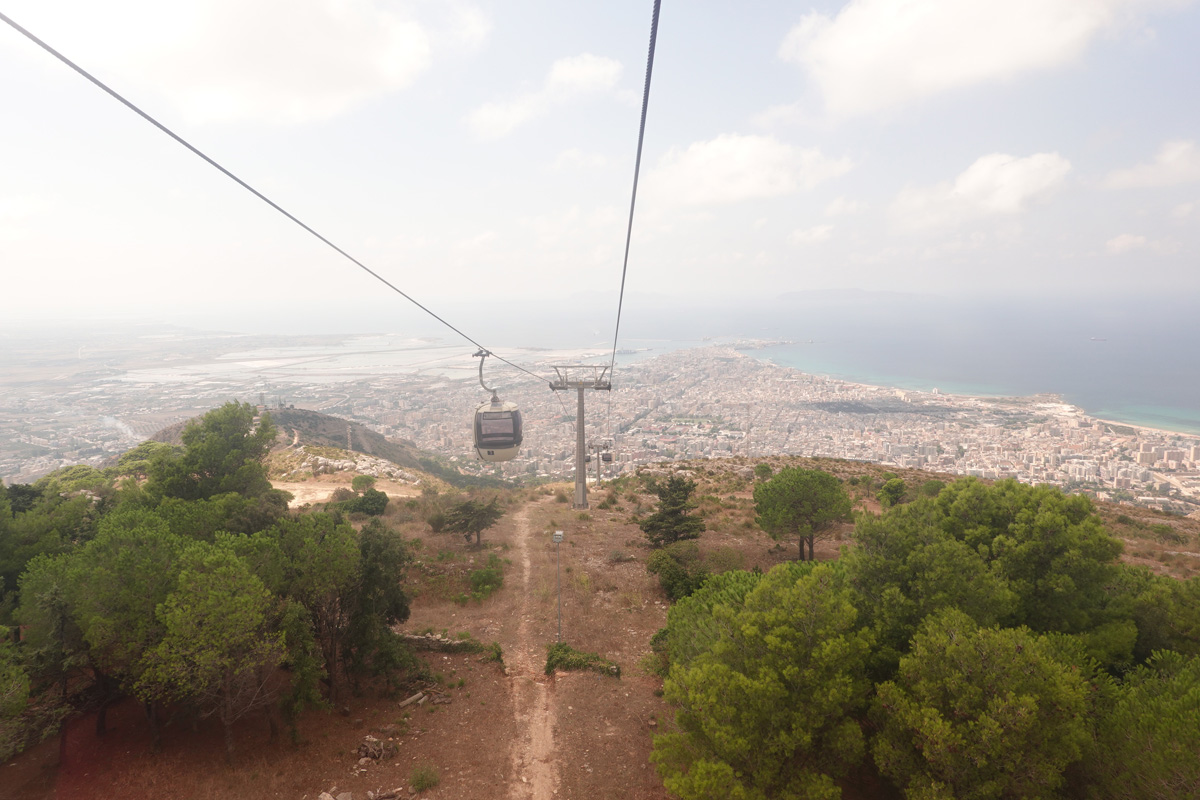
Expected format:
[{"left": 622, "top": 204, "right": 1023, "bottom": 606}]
[
  {"left": 548, "top": 365, "right": 612, "bottom": 510},
  {"left": 574, "top": 387, "right": 587, "bottom": 508}
]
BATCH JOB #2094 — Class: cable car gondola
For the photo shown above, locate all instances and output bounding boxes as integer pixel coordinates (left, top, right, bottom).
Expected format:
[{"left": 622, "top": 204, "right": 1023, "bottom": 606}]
[{"left": 473, "top": 350, "right": 523, "bottom": 462}]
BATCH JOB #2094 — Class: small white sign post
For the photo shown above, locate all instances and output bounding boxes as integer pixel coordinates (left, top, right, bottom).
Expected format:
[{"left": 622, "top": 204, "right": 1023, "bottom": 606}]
[{"left": 553, "top": 531, "right": 564, "bottom": 641}]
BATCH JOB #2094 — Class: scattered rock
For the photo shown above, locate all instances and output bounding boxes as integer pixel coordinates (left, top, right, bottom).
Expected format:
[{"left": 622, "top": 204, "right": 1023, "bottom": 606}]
[
  {"left": 358, "top": 736, "right": 384, "bottom": 760},
  {"left": 296, "top": 447, "right": 418, "bottom": 483},
  {"left": 354, "top": 718, "right": 365, "bottom": 729},
  {"left": 318, "top": 793, "right": 335, "bottom": 800}
]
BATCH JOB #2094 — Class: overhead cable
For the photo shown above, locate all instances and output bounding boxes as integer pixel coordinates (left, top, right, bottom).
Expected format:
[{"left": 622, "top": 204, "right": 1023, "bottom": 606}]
[
  {"left": 608, "top": 0, "right": 662, "bottom": 373},
  {"left": 0, "top": 9, "right": 545, "bottom": 385}
]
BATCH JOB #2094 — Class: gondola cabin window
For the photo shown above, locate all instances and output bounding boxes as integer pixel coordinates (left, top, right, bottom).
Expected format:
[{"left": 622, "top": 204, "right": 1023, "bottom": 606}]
[{"left": 477, "top": 410, "right": 521, "bottom": 446}]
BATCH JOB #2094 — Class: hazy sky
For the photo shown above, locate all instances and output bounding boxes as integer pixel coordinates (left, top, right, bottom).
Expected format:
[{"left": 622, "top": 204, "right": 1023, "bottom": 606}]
[{"left": 2, "top": 0, "right": 1198, "bottom": 337}]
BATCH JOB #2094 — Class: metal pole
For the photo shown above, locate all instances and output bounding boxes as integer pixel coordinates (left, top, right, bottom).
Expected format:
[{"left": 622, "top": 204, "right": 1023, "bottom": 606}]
[
  {"left": 554, "top": 531, "right": 564, "bottom": 642},
  {"left": 574, "top": 386, "right": 588, "bottom": 508}
]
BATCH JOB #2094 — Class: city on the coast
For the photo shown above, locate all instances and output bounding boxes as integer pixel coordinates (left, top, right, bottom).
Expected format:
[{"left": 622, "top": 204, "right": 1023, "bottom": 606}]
[{"left": 3, "top": 341, "right": 1199, "bottom": 516}]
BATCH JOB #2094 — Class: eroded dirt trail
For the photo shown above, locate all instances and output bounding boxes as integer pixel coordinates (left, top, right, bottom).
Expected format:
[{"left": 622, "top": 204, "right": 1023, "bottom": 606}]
[{"left": 506, "top": 501, "right": 559, "bottom": 799}]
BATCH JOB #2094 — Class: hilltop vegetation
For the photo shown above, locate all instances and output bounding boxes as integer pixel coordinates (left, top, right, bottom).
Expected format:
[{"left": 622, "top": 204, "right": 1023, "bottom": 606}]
[
  {"left": 3, "top": 418, "right": 1200, "bottom": 798},
  {"left": 646, "top": 470, "right": 1200, "bottom": 800},
  {"left": 1, "top": 403, "right": 417, "bottom": 764},
  {"left": 153, "top": 404, "right": 508, "bottom": 490}
]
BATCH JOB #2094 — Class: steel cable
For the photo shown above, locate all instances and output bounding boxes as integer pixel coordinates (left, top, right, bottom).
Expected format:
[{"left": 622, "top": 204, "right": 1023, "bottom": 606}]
[
  {"left": 0, "top": 9, "right": 546, "bottom": 386},
  {"left": 608, "top": 0, "right": 662, "bottom": 374}
]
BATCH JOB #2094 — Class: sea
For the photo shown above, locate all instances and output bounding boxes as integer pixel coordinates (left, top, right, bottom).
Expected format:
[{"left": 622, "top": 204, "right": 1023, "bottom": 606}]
[
  {"left": 14, "top": 292, "right": 1199, "bottom": 436},
  {"left": 560, "top": 292, "right": 1200, "bottom": 436}
]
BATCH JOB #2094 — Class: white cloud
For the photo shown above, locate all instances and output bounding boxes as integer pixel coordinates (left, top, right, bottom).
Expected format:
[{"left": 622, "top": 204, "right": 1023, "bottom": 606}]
[
  {"left": 789, "top": 224, "right": 834, "bottom": 245},
  {"left": 553, "top": 148, "right": 609, "bottom": 170},
  {"left": 779, "top": 0, "right": 1182, "bottom": 117},
  {"left": 890, "top": 152, "right": 1071, "bottom": 232},
  {"left": 751, "top": 102, "right": 807, "bottom": 129},
  {"left": 468, "top": 96, "right": 544, "bottom": 141},
  {"left": 467, "top": 54, "right": 622, "bottom": 139},
  {"left": 1104, "top": 233, "right": 1179, "bottom": 254},
  {"left": 7, "top": 0, "right": 486, "bottom": 125},
  {"left": 1172, "top": 201, "right": 1196, "bottom": 218},
  {"left": 440, "top": 3, "right": 490, "bottom": 50},
  {"left": 4, "top": 0, "right": 489, "bottom": 125},
  {"left": 1105, "top": 140, "right": 1200, "bottom": 188},
  {"left": 646, "top": 134, "right": 852, "bottom": 206},
  {"left": 545, "top": 54, "right": 622, "bottom": 94},
  {"left": 825, "top": 196, "right": 867, "bottom": 216},
  {"left": 1105, "top": 233, "right": 1147, "bottom": 253}
]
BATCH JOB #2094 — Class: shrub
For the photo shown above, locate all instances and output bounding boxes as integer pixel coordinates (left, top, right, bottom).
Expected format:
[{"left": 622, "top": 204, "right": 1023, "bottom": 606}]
[
  {"left": 1151, "top": 523, "right": 1187, "bottom": 545},
  {"left": 330, "top": 487, "right": 356, "bottom": 503},
  {"left": 411, "top": 763, "right": 440, "bottom": 792},
  {"left": 352, "top": 487, "right": 389, "bottom": 516},
  {"left": 919, "top": 479, "right": 945, "bottom": 497},
  {"left": 877, "top": 478, "right": 907, "bottom": 508},
  {"left": 606, "top": 549, "right": 637, "bottom": 564},
  {"left": 545, "top": 642, "right": 620, "bottom": 678},
  {"left": 351, "top": 475, "right": 377, "bottom": 492},
  {"left": 646, "top": 542, "right": 709, "bottom": 601},
  {"left": 482, "top": 641, "right": 504, "bottom": 664},
  {"left": 330, "top": 487, "right": 389, "bottom": 516},
  {"left": 461, "top": 554, "right": 505, "bottom": 602},
  {"left": 427, "top": 510, "right": 447, "bottom": 533},
  {"left": 703, "top": 546, "right": 744, "bottom": 574}
]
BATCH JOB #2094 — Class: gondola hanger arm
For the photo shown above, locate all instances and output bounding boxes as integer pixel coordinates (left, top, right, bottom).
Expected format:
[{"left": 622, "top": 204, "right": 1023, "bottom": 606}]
[{"left": 474, "top": 349, "right": 499, "bottom": 400}]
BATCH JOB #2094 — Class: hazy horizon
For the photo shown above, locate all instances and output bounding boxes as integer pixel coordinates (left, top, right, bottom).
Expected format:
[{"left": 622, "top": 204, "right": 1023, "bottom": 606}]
[
  {"left": 3, "top": 0, "right": 1199, "bottom": 324},
  {"left": 5, "top": 291, "right": 1198, "bottom": 435}
]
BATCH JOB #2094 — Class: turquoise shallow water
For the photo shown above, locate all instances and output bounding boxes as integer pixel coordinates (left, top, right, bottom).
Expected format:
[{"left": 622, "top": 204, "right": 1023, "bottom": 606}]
[{"left": 754, "top": 343, "right": 1200, "bottom": 436}]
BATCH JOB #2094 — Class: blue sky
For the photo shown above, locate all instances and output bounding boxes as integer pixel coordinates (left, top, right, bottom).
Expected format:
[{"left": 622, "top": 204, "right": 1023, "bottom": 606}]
[{"left": 2, "top": 0, "right": 1198, "bottom": 337}]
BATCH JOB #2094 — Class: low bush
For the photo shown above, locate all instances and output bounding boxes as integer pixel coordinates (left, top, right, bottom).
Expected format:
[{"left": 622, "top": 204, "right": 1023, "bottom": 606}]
[
  {"left": 606, "top": 549, "right": 637, "bottom": 564},
  {"left": 646, "top": 542, "right": 709, "bottom": 601},
  {"left": 459, "top": 553, "right": 505, "bottom": 603},
  {"left": 544, "top": 642, "right": 620, "bottom": 678},
  {"left": 411, "top": 763, "right": 440, "bottom": 792},
  {"left": 330, "top": 487, "right": 389, "bottom": 516}
]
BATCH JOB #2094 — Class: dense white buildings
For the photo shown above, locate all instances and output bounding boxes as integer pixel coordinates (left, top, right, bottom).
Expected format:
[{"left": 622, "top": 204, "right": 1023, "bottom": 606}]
[{"left": 5, "top": 343, "right": 1198, "bottom": 515}]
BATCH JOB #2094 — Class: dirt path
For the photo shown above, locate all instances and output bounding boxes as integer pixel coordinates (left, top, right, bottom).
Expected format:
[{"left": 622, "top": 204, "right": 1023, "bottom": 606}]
[
  {"left": 1, "top": 491, "right": 679, "bottom": 800},
  {"left": 506, "top": 500, "right": 560, "bottom": 799}
]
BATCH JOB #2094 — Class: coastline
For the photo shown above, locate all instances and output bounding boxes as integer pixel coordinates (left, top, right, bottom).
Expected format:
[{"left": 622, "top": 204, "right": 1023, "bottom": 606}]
[{"left": 748, "top": 350, "right": 1200, "bottom": 439}]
